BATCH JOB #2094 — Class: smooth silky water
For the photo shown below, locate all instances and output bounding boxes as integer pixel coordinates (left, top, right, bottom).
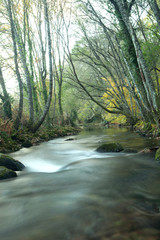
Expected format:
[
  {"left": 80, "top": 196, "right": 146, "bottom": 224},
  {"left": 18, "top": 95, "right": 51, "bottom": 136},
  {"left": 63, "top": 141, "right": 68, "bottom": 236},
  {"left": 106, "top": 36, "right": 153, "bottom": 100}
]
[{"left": 0, "top": 127, "right": 160, "bottom": 240}]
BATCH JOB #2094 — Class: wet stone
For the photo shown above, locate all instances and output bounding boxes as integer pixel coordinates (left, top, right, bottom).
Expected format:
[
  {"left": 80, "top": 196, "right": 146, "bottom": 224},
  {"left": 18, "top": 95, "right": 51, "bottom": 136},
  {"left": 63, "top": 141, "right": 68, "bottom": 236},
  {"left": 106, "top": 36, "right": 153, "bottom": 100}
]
[
  {"left": 0, "top": 154, "right": 25, "bottom": 171},
  {"left": 0, "top": 166, "right": 17, "bottom": 180}
]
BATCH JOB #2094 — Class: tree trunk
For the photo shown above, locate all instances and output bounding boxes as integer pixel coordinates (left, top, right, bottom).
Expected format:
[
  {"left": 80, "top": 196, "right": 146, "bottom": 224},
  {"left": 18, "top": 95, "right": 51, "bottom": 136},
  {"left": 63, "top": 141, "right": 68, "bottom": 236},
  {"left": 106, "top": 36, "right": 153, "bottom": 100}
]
[
  {"left": 0, "top": 66, "right": 12, "bottom": 120},
  {"left": 12, "top": 4, "right": 34, "bottom": 124},
  {"left": 32, "top": 0, "right": 53, "bottom": 133},
  {"left": 5, "top": 0, "right": 23, "bottom": 129}
]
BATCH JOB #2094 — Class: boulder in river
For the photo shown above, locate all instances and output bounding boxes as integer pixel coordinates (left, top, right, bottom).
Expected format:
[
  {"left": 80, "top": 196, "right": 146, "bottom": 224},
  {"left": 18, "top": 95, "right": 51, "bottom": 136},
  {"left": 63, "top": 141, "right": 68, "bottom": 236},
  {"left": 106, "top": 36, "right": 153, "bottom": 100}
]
[
  {"left": 0, "top": 166, "right": 17, "bottom": 180},
  {"left": 0, "top": 154, "right": 25, "bottom": 171},
  {"left": 96, "top": 142, "right": 123, "bottom": 153}
]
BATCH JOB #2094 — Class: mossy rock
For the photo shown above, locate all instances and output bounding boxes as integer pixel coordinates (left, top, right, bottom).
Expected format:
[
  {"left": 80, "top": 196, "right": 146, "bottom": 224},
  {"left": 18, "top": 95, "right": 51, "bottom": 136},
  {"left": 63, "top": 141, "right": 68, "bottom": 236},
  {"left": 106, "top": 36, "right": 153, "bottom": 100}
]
[
  {"left": 155, "top": 148, "right": 160, "bottom": 161},
  {"left": 0, "top": 166, "right": 17, "bottom": 180},
  {"left": 0, "top": 154, "right": 25, "bottom": 171},
  {"left": 96, "top": 142, "right": 124, "bottom": 153}
]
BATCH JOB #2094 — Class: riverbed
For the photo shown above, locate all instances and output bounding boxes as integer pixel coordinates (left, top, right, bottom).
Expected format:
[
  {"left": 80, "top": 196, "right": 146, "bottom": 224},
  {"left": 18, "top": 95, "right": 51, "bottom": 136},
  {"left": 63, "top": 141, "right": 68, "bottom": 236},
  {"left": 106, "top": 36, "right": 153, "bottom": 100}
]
[{"left": 0, "top": 127, "right": 160, "bottom": 240}]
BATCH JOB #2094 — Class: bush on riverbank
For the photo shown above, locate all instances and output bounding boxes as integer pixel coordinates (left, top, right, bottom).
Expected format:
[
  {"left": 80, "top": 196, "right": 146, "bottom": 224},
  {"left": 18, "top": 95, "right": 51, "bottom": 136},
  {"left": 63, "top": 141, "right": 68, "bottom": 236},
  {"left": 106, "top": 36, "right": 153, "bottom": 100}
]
[{"left": 134, "top": 121, "right": 157, "bottom": 137}]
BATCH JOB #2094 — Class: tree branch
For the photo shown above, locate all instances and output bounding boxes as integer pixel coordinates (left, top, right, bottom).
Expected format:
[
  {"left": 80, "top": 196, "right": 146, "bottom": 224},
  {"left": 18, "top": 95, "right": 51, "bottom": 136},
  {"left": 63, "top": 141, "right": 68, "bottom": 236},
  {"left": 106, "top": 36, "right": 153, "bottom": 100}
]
[{"left": 128, "top": 0, "right": 136, "bottom": 13}]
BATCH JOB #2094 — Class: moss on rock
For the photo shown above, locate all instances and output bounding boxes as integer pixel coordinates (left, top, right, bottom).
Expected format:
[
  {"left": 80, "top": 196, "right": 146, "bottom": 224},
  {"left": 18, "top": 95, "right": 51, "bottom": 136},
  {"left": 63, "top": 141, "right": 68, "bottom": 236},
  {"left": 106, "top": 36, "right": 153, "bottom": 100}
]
[
  {"left": 155, "top": 148, "right": 160, "bottom": 161},
  {"left": 96, "top": 142, "right": 124, "bottom": 153},
  {"left": 0, "top": 154, "right": 25, "bottom": 171},
  {"left": 0, "top": 166, "right": 17, "bottom": 180}
]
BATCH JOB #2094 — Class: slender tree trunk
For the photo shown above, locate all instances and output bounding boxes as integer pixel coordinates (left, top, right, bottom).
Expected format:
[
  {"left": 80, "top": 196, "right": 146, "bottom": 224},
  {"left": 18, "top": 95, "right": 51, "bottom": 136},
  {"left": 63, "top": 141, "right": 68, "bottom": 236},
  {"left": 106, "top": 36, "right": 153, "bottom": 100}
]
[
  {"left": 0, "top": 66, "right": 12, "bottom": 120},
  {"left": 38, "top": 0, "right": 48, "bottom": 104},
  {"left": 32, "top": 0, "right": 53, "bottom": 132},
  {"left": 5, "top": 0, "right": 24, "bottom": 129},
  {"left": 11, "top": 2, "right": 34, "bottom": 124},
  {"left": 58, "top": 83, "right": 63, "bottom": 117}
]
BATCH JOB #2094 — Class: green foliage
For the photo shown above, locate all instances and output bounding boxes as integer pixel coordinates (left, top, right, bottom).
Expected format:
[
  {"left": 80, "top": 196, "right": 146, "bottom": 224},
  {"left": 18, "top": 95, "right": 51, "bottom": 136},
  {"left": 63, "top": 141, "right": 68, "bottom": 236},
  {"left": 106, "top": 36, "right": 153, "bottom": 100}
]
[{"left": 0, "top": 131, "right": 21, "bottom": 153}]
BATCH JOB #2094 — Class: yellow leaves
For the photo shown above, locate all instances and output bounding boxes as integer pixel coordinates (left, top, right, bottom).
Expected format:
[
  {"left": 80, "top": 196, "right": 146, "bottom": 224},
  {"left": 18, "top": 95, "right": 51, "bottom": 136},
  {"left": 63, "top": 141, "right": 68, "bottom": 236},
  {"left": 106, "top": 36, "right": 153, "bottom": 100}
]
[
  {"left": 101, "top": 77, "right": 107, "bottom": 82},
  {"left": 102, "top": 76, "right": 137, "bottom": 113},
  {"left": 103, "top": 92, "right": 109, "bottom": 99},
  {"left": 104, "top": 113, "right": 126, "bottom": 124}
]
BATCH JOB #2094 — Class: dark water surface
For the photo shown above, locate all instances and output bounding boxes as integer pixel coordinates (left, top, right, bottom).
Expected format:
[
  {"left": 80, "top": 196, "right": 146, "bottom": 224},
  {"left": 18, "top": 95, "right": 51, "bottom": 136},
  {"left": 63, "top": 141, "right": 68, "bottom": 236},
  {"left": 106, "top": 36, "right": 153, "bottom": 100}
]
[{"left": 0, "top": 127, "right": 160, "bottom": 240}]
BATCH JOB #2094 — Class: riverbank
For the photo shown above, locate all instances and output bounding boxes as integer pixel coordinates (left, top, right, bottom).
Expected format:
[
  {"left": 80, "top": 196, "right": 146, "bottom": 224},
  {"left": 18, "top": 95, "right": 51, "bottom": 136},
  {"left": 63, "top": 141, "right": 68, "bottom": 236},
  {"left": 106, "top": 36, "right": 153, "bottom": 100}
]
[
  {"left": 101, "top": 120, "right": 160, "bottom": 140},
  {"left": 0, "top": 125, "right": 80, "bottom": 154},
  {"left": 0, "top": 121, "right": 159, "bottom": 154}
]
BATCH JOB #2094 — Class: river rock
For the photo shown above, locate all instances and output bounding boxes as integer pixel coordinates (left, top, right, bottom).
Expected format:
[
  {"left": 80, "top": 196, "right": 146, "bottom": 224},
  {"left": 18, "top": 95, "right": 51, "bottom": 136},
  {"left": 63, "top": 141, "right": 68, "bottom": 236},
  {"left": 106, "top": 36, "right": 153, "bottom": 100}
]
[
  {"left": 140, "top": 147, "right": 159, "bottom": 154},
  {"left": 155, "top": 148, "right": 160, "bottom": 161},
  {"left": 0, "top": 166, "right": 17, "bottom": 180},
  {"left": 65, "top": 138, "right": 77, "bottom": 141},
  {"left": 122, "top": 148, "right": 138, "bottom": 153},
  {"left": 96, "top": 142, "right": 124, "bottom": 153},
  {"left": 0, "top": 154, "right": 25, "bottom": 171}
]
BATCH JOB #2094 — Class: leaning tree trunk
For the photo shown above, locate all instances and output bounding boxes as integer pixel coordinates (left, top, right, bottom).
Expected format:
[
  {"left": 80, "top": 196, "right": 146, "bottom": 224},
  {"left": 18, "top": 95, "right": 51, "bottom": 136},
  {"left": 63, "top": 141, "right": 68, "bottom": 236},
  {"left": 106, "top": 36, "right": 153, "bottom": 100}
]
[{"left": 109, "top": 0, "right": 158, "bottom": 121}]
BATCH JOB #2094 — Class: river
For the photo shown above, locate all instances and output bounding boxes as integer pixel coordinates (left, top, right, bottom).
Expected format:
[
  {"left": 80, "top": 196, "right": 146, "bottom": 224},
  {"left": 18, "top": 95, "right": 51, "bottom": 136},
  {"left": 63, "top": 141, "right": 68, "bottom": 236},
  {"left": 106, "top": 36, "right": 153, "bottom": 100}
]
[{"left": 0, "top": 127, "right": 160, "bottom": 240}]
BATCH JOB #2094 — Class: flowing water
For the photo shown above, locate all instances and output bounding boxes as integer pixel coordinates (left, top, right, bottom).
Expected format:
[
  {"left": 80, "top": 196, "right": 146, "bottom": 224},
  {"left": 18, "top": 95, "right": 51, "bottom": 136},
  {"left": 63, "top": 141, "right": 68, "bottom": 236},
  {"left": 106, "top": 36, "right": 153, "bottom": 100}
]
[{"left": 0, "top": 127, "right": 160, "bottom": 240}]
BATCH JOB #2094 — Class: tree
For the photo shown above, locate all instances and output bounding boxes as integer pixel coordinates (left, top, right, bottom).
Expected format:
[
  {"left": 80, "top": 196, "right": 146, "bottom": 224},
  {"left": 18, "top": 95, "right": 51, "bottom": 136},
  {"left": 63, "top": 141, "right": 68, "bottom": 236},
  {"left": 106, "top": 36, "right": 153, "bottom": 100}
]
[
  {"left": 109, "top": 0, "right": 158, "bottom": 117},
  {"left": 73, "top": 0, "right": 160, "bottom": 126},
  {"left": 3, "top": 0, "right": 54, "bottom": 132}
]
